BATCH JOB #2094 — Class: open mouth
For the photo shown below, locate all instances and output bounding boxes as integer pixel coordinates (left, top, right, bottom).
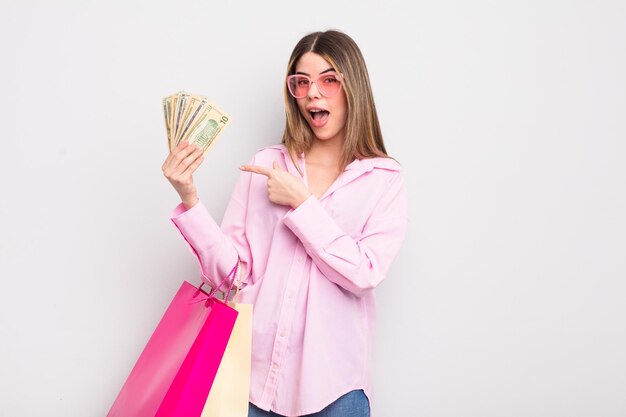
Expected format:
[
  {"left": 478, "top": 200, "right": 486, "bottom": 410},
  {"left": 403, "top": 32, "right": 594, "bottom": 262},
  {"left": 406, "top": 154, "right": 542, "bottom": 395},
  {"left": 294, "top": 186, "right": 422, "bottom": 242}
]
[{"left": 309, "top": 109, "right": 330, "bottom": 127}]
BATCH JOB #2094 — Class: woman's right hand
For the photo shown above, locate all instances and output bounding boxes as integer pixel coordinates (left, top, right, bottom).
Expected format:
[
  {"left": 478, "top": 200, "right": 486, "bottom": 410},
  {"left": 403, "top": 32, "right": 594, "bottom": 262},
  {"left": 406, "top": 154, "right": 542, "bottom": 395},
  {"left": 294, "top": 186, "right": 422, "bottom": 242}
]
[{"left": 162, "top": 141, "right": 205, "bottom": 209}]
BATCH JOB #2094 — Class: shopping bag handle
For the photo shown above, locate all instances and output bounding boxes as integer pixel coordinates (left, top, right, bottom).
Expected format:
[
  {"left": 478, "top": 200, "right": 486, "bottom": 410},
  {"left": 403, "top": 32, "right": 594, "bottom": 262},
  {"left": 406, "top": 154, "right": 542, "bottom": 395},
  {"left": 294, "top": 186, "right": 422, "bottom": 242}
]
[
  {"left": 231, "top": 259, "right": 243, "bottom": 304},
  {"left": 197, "top": 261, "right": 239, "bottom": 301},
  {"left": 217, "top": 258, "right": 243, "bottom": 304},
  {"left": 219, "top": 260, "right": 239, "bottom": 301}
]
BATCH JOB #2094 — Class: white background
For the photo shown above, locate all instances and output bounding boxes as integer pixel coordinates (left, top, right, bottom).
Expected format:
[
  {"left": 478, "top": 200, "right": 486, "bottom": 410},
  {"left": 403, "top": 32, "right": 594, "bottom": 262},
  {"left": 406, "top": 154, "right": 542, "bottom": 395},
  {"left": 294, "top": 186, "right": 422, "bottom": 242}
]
[{"left": 1, "top": 1, "right": 625, "bottom": 416}]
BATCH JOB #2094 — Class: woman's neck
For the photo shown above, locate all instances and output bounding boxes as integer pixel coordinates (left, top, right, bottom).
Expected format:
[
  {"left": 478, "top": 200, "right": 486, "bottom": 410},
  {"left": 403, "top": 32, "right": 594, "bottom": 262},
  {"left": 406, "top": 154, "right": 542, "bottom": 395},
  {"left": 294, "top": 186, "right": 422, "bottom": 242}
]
[{"left": 306, "top": 138, "right": 343, "bottom": 167}]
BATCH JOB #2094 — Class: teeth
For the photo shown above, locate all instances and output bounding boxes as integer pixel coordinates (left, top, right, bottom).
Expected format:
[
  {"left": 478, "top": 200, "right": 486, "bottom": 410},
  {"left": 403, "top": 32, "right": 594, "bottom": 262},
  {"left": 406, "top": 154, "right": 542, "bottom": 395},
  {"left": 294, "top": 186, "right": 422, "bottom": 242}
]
[{"left": 310, "top": 109, "right": 324, "bottom": 112}]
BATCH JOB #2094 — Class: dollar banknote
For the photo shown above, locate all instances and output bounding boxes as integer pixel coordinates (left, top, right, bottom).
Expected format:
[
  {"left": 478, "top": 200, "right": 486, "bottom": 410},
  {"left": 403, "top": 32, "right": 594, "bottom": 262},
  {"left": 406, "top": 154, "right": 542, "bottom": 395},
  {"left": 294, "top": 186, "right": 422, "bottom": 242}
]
[{"left": 163, "top": 91, "right": 231, "bottom": 154}]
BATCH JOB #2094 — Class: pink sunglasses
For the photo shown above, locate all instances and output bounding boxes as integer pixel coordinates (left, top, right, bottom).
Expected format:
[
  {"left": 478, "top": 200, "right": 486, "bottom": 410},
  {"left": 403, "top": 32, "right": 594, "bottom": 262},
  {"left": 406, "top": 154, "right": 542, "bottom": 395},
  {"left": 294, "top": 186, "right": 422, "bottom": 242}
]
[{"left": 286, "top": 73, "right": 343, "bottom": 98}]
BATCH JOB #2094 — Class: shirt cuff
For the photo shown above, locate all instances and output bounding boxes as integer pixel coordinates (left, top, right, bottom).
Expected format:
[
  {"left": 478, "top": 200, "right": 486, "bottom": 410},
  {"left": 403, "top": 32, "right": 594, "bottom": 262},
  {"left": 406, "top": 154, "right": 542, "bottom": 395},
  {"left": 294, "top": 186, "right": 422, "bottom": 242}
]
[
  {"left": 170, "top": 200, "right": 223, "bottom": 250},
  {"left": 282, "top": 195, "right": 345, "bottom": 252}
]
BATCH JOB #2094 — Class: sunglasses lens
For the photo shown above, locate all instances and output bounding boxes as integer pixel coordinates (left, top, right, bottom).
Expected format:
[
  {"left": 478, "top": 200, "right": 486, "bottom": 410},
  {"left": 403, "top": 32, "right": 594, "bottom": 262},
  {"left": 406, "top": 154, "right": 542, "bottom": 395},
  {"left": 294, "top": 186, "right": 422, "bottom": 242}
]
[
  {"left": 288, "top": 76, "right": 309, "bottom": 98},
  {"left": 318, "top": 74, "right": 341, "bottom": 97}
]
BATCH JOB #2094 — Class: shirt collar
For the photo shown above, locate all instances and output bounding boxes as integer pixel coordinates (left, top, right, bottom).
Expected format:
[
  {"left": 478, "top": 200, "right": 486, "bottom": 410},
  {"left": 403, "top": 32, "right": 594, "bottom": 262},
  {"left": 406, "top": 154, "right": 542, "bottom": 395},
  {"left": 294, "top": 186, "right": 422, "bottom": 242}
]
[
  {"left": 344, "top": 156, "right": 401, "bottom": 173},
  {"left": 269, "top": 144, "right": 401, "bottom": 174}
]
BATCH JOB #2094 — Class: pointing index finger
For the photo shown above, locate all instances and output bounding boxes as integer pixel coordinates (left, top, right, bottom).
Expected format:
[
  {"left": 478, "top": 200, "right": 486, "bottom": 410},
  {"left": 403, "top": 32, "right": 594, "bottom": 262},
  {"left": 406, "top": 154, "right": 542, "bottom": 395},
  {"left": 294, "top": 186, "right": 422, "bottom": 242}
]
[{"left": 240, "top": 164, "right": 272, "bottom": 177}]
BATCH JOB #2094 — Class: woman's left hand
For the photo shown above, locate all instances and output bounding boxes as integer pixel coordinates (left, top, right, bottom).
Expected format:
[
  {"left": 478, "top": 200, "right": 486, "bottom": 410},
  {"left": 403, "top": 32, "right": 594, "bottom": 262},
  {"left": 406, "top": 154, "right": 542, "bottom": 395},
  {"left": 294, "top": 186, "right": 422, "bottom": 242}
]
[{"left": 240, "top": 161, "right": 312, "bottom": 208}]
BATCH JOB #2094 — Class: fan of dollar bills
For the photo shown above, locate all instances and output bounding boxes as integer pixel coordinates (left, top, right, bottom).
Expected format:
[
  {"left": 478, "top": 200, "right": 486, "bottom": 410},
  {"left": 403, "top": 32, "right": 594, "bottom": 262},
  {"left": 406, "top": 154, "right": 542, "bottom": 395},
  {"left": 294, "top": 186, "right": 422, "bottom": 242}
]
[{"left": 162, "top": 91, "right": 231, "bottom": 154}]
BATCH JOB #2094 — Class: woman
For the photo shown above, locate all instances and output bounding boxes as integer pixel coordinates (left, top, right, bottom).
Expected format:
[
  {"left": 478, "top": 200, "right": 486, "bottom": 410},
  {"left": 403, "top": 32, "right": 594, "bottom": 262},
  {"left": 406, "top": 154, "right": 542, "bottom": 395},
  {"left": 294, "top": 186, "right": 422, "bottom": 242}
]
[{"left": 162, "top": 29, "right": 408, "bottom": 417}]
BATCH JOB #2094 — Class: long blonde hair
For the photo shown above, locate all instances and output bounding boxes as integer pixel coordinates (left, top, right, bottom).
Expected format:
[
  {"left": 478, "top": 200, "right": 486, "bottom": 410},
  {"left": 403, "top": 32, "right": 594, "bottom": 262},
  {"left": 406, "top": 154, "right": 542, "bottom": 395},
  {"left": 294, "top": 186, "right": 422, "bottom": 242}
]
[{"left": 282, "top": 30, "right": 388, "bottom": 171}]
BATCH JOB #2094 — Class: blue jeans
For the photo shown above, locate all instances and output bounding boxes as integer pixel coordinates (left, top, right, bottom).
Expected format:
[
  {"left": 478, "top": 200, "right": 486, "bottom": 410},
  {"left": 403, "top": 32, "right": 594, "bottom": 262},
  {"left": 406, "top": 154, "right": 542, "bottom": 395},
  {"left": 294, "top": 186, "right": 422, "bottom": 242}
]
[{"left": 248, "top": 390, "right": 370, "bottom": 417}]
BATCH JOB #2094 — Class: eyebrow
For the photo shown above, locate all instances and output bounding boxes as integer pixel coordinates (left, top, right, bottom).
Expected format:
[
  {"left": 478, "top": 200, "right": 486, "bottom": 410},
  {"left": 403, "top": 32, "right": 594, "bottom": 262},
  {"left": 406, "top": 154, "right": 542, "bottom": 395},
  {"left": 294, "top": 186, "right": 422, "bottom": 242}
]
[{"left": 294, "top": 68, "right": 336, "bottom": 76}]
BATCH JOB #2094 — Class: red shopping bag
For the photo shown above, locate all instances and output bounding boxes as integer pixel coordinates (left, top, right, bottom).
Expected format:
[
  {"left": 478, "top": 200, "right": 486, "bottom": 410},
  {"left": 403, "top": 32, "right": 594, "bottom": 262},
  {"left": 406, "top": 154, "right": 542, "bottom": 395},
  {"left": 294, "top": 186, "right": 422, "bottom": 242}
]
[{"left": 107, "top": 264, "right": 239, "bottom": 417}]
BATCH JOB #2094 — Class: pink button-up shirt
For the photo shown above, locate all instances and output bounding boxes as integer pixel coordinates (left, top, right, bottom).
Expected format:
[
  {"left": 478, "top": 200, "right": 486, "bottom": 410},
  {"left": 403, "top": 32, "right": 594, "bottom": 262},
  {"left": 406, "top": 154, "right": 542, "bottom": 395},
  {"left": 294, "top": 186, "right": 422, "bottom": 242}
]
[{"left": 170, "top": 144, "right": 408, "bottom": 416}]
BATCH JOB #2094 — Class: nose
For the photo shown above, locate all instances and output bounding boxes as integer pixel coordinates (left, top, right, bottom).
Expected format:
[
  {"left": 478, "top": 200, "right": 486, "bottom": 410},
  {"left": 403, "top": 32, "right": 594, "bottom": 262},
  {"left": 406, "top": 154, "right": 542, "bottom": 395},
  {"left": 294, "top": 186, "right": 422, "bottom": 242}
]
[{"left": 307, "top": 81, "right": 321, "bottom": 99}]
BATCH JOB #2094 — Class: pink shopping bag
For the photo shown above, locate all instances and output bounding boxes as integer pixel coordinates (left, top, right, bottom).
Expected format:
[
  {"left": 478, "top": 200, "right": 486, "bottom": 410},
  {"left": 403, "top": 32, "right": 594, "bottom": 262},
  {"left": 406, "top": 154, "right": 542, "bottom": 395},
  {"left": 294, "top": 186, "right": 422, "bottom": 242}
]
[{"left": 107, "top": 265, "right": 239, "bottom": 417}]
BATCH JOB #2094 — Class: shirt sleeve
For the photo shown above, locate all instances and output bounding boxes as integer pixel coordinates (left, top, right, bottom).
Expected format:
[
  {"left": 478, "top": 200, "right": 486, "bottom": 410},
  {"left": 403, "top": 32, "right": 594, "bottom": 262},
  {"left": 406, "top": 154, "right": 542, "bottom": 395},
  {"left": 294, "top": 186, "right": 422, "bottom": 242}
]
[
  {"left": 282, "top": 170, "right": 409, "bottom": 297},
  {"left": 169, "top": 162, "right": 254, "bottom": 290}
]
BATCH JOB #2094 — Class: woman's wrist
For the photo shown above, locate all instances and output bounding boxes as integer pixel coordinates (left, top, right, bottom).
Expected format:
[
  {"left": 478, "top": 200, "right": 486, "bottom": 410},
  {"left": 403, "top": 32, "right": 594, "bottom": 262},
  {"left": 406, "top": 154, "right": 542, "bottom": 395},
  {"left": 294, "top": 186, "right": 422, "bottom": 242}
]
[
  {"left": 182, "top": 195, "right": 199, "bottom": 210},
  {"left": 291, "top": 190, "right": 312, "bottom": 209}
]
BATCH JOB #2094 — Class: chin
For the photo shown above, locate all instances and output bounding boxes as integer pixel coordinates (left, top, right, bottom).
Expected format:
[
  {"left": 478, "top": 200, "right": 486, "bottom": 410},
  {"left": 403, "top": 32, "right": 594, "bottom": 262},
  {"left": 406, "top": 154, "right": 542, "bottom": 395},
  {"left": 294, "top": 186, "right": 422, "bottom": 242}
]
[
  {"left": 312, "top": 133, "right": 337, "bottom": 142},
  {"left": 310, "top": 127, "right": 342, "bottom": 142}
]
